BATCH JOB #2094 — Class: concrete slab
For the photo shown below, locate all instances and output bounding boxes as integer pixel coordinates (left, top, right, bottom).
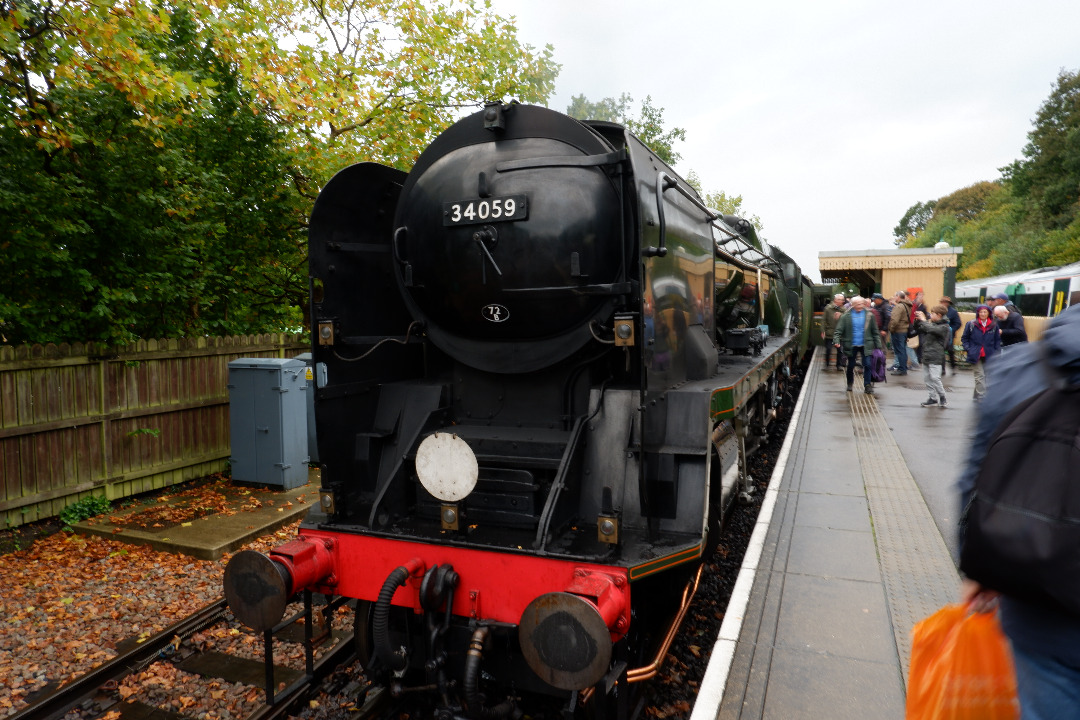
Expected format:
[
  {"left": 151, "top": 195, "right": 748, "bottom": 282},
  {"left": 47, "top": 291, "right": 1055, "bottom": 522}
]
[
  {"left": 794, "top": 449, "right": 865, "bottom": 491},
  {"left": 761, "top": 649, "right": 904, "bottom": 720},
  {"left": 783, "top": 525, "right": 880, "bottom": 582},
  {"left": 792, "top": 493, "right": 872, "bottom": 532},
  {"left": 774, "top": 574, "right": 896, "bottom": 663},
  {"left": 72, "top": 469, "right": 321, "bottom": 560}
]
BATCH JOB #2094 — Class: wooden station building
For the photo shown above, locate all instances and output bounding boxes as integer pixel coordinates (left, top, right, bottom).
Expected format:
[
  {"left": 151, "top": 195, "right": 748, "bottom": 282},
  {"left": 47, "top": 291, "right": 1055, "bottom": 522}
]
[{"left": 818, "top": 246, "right": 964, "bottom": 301}]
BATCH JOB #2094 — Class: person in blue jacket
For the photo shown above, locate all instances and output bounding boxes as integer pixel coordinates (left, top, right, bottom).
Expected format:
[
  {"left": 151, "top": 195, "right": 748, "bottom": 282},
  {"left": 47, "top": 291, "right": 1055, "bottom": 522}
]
[
  {"left": 959, "top": 305, "right": 1080, "bottom": 720},
  {"left": 960, "top": 304, "right": 1000, "bottom": 401}
]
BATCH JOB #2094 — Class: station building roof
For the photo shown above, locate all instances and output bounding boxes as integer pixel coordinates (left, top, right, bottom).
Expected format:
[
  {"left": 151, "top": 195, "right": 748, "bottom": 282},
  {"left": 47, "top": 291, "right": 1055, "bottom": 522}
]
[{"left": 818, "top": 246, "right": 964, "bottom": 300}]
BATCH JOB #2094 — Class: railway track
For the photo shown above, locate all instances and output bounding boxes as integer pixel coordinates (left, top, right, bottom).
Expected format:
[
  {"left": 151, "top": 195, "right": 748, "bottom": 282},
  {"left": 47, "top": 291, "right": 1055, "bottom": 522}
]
[{"left": 10, "top": 596, "right": 360, "bottom": 720}]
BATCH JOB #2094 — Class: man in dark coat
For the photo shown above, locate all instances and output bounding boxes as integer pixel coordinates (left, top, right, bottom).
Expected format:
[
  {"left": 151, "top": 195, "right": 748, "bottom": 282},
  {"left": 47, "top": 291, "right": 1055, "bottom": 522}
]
[
  {"left": 870, "top": 293, "right": 892, "bottom": 348},
  {"left": 991, "top": 293, "right": 1028, "bottom": 346},
  {"left": 940, "top": 296, "right": 962, "bottom": 372}
]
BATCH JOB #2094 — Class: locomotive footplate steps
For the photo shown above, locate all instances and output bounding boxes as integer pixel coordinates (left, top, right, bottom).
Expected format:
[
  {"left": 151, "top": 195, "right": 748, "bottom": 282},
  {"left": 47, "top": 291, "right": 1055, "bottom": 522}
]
[{"left": 696, "top": 348, "right": 973, "bottom": 719}]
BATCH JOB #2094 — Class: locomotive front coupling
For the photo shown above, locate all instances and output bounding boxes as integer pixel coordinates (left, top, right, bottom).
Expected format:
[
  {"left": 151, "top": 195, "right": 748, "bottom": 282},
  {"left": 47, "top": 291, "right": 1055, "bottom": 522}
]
[
  {"left": 223, "top": 537, "right": 336, "bottom": 632},
  {"left": 518, "top": 570, "right": 628, "bottom": 691}
]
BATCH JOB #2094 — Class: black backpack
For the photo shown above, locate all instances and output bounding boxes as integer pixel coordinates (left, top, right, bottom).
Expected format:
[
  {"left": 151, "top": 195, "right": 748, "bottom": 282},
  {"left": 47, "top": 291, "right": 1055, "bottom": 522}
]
[{"left": 959, "top": 380, "right": 1080, "bottom": 615}]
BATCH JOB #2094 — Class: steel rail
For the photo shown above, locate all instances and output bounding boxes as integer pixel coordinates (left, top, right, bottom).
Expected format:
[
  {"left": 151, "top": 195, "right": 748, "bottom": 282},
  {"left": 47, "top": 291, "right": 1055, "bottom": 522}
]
[
  {"left": 244, "top": 629, "right": 359, "bottom": 720},
  {"left": 13, "top": 596, "right": 362, "bottom": 720},
  {"left": 9, "top": 598, "right": 229, "bottom": 720}
]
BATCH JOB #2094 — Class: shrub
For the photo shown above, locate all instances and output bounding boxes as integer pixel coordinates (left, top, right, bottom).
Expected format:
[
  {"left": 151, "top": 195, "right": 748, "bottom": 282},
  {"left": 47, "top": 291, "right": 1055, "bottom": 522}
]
[{"left": 60, "top": 495, "right": 112, "bottom": 528}]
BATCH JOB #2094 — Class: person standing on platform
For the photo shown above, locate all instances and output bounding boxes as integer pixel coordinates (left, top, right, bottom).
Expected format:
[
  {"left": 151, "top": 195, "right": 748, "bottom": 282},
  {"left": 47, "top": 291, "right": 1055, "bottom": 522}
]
[
  {"left": 909, "top": 289, "right": 928, "bottom": 369},
  {"left": 821, "top": 294, "right": 847, "bottom": 371},
  {"left": 993, "top": 301, "right": 1028, "bottom": 347},
  {"left": 870, "top": 293, "right": 892, "bottom": 347},
  {"left": 889, "top": 290, "right": 913, "bottom": 375},
  {"left": 958, "top": 305, "right": 1080, "bottom": 720},
  {"left": 940, "top": 296, "right": 962, "bottom": 373},
  {"left": 913, "top": 305, "right": 950, "bottom": 407},
  {"left": 961, "top": 304, "right": 1000, "bottom": 401},
  {"left": 833, "top": 296, "right": 883, "bottom": 395},
  {"left": 990, "top": 292, "right": 1027, "bottom": 343}
]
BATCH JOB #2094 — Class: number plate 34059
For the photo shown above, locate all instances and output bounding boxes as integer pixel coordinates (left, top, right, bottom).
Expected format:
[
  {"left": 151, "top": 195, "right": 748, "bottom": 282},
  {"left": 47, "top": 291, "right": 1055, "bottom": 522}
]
[{"left": 443, "top": 195, "right": 528, "bottom": 226}]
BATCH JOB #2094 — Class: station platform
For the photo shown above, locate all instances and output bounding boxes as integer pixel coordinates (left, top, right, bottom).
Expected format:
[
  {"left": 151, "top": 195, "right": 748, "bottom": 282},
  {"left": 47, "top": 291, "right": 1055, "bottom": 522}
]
[
  {"left": 695, "top": 348, "right": 977, "bottom": 719},
  {"left": 72, "top": 469, "right": 321, "bottom": 561}
]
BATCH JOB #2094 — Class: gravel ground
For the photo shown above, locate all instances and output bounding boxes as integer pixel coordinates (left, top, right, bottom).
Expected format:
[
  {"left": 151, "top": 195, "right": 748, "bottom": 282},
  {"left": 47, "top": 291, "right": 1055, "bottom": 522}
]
[{"left": 0, "top": 516, "right": 311, "bottom": 719}]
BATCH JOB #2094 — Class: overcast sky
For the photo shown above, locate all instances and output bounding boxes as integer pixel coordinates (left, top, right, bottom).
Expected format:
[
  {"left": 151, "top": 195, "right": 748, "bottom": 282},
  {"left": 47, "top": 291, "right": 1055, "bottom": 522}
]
[{"left": 491, "top": 0, "right": 1080, "bottom": 282}]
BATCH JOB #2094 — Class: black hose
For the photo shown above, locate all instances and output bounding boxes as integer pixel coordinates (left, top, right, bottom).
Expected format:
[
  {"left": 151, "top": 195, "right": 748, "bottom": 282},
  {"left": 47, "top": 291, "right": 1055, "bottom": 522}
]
[
  {"left": 373, "top": 566, "right": 411, "bottom": 672},
  {"left": 463, "top": 626, "right": 515, "bottom": 720}
]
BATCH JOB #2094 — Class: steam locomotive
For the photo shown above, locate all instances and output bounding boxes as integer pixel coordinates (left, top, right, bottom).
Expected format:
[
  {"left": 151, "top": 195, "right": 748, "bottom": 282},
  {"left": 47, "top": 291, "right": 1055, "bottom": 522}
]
[{"left": 224, "top": 103, "right": 814, "bottom": 718}]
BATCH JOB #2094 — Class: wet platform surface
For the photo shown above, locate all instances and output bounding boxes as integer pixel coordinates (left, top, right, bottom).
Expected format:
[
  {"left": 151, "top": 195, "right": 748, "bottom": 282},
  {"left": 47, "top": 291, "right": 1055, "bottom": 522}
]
[{"left": 696, "top": 350, "right": 974, "bottom": 719}]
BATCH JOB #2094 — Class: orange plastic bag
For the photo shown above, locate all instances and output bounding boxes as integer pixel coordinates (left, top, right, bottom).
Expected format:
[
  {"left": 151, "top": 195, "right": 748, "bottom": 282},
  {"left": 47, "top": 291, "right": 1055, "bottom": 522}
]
[{"left": 906, "top": 604, "right": 1018, "bottom": 719}]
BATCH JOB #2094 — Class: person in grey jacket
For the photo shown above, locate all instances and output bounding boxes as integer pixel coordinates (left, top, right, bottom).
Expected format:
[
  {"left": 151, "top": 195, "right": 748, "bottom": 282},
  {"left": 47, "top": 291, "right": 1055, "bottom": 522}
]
[{"left": 912, "top": 305, "right": 951, "bottom": 407}]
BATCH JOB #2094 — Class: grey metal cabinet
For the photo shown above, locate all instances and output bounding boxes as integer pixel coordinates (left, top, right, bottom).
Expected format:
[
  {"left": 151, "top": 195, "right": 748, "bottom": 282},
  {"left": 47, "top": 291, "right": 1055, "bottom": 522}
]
[{"left": 228, "top": 358, "right": 309, "bottom": 489}]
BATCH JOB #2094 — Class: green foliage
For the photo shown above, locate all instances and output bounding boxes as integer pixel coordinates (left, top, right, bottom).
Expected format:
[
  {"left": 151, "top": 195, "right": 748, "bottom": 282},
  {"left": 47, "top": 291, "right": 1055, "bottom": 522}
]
[
  {"left": 935, "top": 181, "right": 1001, "bottom": 223},
  {"left": 893, "top": 200, "right": 938, "bottom": 244},
  {"left": 0, "top": 0, "right": 558, "bottom": 344},
  {"left": 566, "top": 93, "right": 631, "bottom": 123},
  {"left": 1003, "top": 68, "right": 1080, "bottom": 230},
  {"left": 59, "top": 494, "right": 111, "bottom": 528},
  {"left": 685, "top": 170, "right": 764, "bottom": 233},
  {"left": 127, "top": 428, "right": 162, "bottom": 438},
  {"left": 567, "top": 93, "right": 686, "bottom": 165},
  {"left": 897, "top": 68, "right": 1080, "bottom": 280}
]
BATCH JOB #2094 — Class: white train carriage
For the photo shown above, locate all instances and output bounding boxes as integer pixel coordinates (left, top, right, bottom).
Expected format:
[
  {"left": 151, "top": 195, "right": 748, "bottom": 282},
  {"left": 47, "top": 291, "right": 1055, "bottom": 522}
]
[{"left": 954, "top": 260, "right": 1080, "bottom": 316}]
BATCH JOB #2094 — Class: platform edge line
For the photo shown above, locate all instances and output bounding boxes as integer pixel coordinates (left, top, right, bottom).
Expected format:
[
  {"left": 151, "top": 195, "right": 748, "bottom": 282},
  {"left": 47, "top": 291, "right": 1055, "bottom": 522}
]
[{"left": 690, "top": 349, "right": 816, "bottom": 720}]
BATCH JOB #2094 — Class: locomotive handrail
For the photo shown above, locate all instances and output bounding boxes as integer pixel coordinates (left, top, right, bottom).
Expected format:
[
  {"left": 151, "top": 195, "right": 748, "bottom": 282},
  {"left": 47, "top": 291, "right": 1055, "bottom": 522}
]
[
  {"left": 646, "top": 172, "right": 719, "bottom": 258},
  {"left": 393, "top": 226, "right": 408, "bottom": 264},
  {"left": 533, "top": 414, "right": 588, "bottom": 552},
  {"left": 494, "top": 149, "right": 625, "bottom": 172},
  {"left": 393, "top": 226, "right": 413, "bottom": 286},
  {"left": 501, "top": 281, "right": 632, "bottom": 296}
]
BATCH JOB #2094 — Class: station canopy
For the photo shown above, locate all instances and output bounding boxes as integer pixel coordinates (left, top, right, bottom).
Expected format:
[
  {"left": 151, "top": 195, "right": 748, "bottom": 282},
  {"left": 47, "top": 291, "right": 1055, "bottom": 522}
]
[{"left": 818, "top": 247, "right": 963, "bottom": 300}]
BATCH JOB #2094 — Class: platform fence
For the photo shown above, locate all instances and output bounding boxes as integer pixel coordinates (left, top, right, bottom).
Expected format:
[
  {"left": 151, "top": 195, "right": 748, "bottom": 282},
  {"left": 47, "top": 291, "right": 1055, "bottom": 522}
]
[{"left": 0, "top": 334, "right": 307, "bottom": 529}]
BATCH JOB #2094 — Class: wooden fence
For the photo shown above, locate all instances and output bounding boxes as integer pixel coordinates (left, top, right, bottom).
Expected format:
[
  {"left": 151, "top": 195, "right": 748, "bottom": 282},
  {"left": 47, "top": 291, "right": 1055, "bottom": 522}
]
[{"left": 0, "top": 334, "right": 307, "bottom": 529}]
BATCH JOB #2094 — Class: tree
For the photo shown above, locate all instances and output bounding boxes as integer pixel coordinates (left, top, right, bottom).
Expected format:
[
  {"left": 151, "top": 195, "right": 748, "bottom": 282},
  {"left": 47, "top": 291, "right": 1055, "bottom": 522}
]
[
  {"left": 566, "top": 93, "right": 631, "bottom": 123},
  {"left": 934, "top": 181, "right": 1002, "bottom": 224},
  {"left": 892, "top": 200, "right": 937, "bottom": 245},
  {"left": 899, "top": 68, "right": 1080, "bottom": 279},
  {"left": 0, "top": 0, "right": 559, "bottom": 344},
  {"left": 0, "top": 8, "right": 304, "bottom": 344},
  {"left": 685, "top": 171, "right": 763, "bottom": 232},
  {"left": 1002, "top": 68, "right": 1080, "bottom": 231},
  {"left": 567, "top": 93, "right": 685, "bottom": 165}
]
